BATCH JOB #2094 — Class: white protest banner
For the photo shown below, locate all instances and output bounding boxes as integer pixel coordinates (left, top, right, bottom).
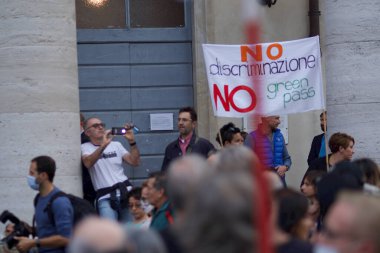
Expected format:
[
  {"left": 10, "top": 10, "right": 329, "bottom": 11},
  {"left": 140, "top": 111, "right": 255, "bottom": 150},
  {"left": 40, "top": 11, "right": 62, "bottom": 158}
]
[{"left": 202, "top": 36, "right": 325, "bottom": 117}]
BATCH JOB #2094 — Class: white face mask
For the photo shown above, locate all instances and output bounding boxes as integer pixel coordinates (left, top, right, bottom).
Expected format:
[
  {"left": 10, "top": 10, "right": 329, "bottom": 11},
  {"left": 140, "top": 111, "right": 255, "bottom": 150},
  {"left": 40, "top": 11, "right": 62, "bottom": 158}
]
[
  {"left": 314, "top": 244, "right": 338, "bottom": 253},
  {"left": 27, "top": 175, "right": 40, "bottom": 191},
  {"left": 141, "top": 200, "right": 154, "bottom": 214}
]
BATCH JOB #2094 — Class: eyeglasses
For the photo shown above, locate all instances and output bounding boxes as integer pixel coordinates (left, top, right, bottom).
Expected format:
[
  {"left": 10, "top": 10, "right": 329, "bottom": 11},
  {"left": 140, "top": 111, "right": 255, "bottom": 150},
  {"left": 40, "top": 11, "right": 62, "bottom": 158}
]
[
  {"left": 178, "top": 118, "right": 192, "bottom": 123},
  {"left": 128, "top": 203, "right": 142, "bottom": 209},
  {"left": 85, "top": 123, "right": 105, "bottom": 131}
]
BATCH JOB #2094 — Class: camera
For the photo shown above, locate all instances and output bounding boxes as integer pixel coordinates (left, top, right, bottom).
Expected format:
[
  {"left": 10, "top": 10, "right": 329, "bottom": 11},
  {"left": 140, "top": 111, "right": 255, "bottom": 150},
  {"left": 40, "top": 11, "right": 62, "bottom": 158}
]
[
  {"left": 0, "top": 210, "right": 32, "bottom": 249},
  {"left": 111, "top": 125, "right": 139, "bottom": 135}
]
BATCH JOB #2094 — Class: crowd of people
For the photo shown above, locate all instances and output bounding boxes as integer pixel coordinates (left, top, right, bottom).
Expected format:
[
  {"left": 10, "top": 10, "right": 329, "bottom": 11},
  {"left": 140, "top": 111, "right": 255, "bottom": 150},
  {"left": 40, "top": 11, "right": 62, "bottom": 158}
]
[{"left": 2, "top": 107, "right": 380, "bottom": 253}]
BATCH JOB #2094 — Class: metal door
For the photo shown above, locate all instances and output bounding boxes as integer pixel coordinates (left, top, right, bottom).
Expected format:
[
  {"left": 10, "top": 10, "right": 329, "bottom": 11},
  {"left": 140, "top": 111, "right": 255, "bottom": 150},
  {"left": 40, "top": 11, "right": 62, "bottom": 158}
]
[{"left": 77, "top": 0, "right": 193, "bottom": 184}]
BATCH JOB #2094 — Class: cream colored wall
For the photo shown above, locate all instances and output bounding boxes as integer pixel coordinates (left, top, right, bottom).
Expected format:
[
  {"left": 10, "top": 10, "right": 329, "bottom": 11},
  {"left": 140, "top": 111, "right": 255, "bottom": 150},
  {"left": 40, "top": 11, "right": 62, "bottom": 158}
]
[
  {"left": 193, "top": 0, "right": 325, "bottom": 188},
  {"left": 261, "top": 0, "right": 325, "bottom": 188},
  {"left": 0, "top": 0, "right": 81, "bottom": 225},
  {"left": 193, "top": 0, "right": 245, "bottom": 149}
]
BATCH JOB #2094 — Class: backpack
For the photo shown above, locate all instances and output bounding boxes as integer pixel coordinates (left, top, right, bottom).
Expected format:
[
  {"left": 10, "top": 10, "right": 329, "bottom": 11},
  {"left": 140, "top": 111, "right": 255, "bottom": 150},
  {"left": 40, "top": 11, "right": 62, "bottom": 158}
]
[{"left": 34, "top": 191, "right": 97, "bottom": 226}]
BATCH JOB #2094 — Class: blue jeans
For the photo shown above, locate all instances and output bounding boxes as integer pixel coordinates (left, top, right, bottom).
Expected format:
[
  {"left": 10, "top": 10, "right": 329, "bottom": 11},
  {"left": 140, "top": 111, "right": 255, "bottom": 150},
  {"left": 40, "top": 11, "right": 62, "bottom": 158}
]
[{"left": 97, "top": 197, "right": 132, "bottom": 223}]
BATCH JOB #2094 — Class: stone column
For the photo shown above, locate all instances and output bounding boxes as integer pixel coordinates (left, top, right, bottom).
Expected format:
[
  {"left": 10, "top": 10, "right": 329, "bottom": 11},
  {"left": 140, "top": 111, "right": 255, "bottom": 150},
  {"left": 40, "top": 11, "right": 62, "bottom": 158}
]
[
  {"left": 322, "top": 0, "right": 380, "bottom": 161},
  {"left": 0, "top": 0, "right": 81, "bottom": 222},
  {"left": 193, "top": 0, "right": 245, "bottom": 145}
]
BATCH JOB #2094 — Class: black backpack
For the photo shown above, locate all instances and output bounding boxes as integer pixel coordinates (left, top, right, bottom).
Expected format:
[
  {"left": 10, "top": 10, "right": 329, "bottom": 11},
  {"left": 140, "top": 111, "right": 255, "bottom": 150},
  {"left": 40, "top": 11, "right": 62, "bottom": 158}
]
[{"left": 34, "top": 191, "right": 97, "bottom": 226}]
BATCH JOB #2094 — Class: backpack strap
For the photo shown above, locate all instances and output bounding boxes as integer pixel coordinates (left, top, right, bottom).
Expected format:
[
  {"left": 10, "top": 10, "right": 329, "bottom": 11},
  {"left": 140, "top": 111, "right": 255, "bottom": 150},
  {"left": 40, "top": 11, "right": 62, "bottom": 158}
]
[
  {"left": 33, "top": 194, "right": 40, "bottom": 207},
  {"left": 35, "top": 191, "right": 67, "bottom": 226},
  {"left": 32, "top": 194, "right": 40, "bottom": 237}
]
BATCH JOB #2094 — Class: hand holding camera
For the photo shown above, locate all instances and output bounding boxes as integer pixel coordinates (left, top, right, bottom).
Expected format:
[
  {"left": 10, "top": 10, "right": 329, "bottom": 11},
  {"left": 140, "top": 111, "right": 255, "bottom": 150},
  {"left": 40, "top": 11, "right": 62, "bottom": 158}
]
[
  {"left": 101, "top": 129, "right": 114, "bottom": 149},
  {"left": 111, "top": 123, "right": 139, "bottom": 145},
  {"left": 0, "top": 210, "right": 32, "bottom": 250}
]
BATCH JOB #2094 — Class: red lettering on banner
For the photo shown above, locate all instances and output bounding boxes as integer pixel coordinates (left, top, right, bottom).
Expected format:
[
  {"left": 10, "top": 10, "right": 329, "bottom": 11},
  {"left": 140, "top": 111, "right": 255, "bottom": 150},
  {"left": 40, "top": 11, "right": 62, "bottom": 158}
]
[
  {"left": 213, "top": 84, "right": 230, "bottom": 111},
  {"left": 213, "top": 84, "right": 257, "bottom": 113}
]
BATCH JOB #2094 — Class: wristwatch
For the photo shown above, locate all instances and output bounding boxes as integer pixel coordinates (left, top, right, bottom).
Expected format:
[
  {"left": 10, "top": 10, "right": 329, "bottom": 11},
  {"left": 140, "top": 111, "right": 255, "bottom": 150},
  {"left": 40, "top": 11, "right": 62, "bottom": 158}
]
[{"left": 35, "top": 239, "right": 41, "bottom": 248}]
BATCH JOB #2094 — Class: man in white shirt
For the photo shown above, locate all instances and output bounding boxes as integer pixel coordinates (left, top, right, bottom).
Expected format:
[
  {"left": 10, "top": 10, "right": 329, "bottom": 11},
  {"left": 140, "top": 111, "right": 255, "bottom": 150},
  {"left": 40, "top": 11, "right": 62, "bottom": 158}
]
[{"left": 81, "top": 117, "right": 140, "bottom": 222}]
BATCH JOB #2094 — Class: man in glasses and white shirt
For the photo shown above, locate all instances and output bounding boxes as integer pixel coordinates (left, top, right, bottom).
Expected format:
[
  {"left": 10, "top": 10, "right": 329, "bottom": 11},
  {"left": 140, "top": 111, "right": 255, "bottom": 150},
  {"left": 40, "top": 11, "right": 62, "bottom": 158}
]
[{"left": 81, "top": 118, "right": 140, "bottom": 222}]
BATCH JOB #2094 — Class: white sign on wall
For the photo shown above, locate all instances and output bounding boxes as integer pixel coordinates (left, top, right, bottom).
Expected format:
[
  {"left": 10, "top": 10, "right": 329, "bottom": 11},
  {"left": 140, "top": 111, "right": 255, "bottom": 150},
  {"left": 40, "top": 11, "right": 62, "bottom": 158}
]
[{"left": 150, "top": 113, "right": 173, "bottom": 131}]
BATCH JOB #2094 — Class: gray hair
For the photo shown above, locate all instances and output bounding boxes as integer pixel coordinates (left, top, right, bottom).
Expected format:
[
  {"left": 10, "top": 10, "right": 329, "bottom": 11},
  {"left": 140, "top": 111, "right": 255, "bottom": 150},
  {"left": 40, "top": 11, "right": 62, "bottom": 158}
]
[
  {"left": 337, "top": 191, "right": 380, "bottom": 252},
  {"left": 167, "top": 154, "right": 210, "bottom": 211},
  {"left": 125, "top": 228, "right": 167, "bottom": 253},
  {"left": 210, "top": 145, "right": 258, "bottom": 174},
  {"left": 178, "top": 169, "right": 257, "bottom": 253},
  {"left": 68, "top": 217, "right": 130, "bottom": 253}
]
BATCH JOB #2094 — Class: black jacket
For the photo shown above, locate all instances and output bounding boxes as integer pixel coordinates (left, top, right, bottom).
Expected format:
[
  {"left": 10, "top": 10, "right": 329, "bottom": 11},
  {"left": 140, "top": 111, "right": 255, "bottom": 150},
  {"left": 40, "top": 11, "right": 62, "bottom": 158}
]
[
  {"left": 161, "top": 133, "right": 215, "bottom": 171},
  {"left": 307, "top": 133, "right": 325, "bottom": 166},
  {"left": 81, "top": 132, "right": 96, "bottom": 204}
]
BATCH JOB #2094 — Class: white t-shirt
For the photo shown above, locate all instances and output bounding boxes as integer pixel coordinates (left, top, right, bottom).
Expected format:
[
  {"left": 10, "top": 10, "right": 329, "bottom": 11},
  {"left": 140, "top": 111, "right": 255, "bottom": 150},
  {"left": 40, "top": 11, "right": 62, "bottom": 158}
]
[
  {"left": 125, "top": 217, "right": 152, "bottom": 230},
  {"left": 81, "top": 141, "right": 130, "bottom": 193}
]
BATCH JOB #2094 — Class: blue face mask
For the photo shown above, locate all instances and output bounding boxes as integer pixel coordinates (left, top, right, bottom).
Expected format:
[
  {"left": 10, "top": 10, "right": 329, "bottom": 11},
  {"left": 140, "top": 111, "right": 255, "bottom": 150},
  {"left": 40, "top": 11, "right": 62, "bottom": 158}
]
[{"left": 27, "top": 175, "right": 39, "bottom": 191}]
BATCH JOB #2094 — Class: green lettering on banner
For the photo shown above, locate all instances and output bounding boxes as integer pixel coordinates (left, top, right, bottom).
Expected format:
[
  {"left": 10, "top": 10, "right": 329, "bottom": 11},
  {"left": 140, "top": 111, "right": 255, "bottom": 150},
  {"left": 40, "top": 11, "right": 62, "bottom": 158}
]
[{"left": 265, "top": 78, "right": 317, "bottom": 108}]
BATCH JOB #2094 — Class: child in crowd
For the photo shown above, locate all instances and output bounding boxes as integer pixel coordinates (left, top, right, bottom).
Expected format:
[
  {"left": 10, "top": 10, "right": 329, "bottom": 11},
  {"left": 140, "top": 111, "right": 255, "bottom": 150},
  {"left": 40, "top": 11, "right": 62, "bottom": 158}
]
[
  {"left": 300, "top": 170, "right": 326, "bottom": 242},
  {"left": 126, "top": 187, "right": 151, "bottom": 229}
]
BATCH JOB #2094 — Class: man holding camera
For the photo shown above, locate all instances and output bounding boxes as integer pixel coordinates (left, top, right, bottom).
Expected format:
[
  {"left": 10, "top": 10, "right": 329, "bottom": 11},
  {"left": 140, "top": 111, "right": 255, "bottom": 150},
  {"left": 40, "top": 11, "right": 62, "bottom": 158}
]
[
  {"left": 81, "top": 117, "right": 140, "bottom": 222},
  {"left": 16, "top": 156, "right": 74, "bottom": 253}
]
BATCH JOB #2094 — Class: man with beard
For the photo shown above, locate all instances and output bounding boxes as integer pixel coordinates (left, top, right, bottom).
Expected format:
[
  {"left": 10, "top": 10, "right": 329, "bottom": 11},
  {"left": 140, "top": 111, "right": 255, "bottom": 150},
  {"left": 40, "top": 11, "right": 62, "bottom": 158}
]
[
  {"left": 307, "top": 111, "right": 327, "bottom": 166},
  {"left": 245, "top": 115, "right": 292, "bottom": 186},
  {"left": 16, "top": 156, "right": 73, "bottom": 253},
  {"left": 161, "top": 107, "right": 215, "bottom": 171}
]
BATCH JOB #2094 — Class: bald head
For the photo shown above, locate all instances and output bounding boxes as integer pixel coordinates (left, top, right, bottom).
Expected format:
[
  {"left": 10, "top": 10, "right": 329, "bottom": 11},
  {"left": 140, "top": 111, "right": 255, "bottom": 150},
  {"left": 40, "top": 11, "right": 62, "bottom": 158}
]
[
  {"left": 68, "top": 217, "right": 128, "bottom": 253},
  {"left": 320, "top": 192, "right": 380, "bottom": 253}
]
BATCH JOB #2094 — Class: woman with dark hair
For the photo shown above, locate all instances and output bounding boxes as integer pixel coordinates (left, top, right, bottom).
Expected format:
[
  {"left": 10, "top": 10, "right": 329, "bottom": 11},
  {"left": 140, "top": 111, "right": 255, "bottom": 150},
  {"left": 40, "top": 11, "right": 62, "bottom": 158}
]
[
  {"left": 301, "top": 170, "right": 326, "bottom": 242},
  {"left": 354, "top": 158, "right": 380, "bottom": 195},
  {"left": 274, "top": 188, "right": 314, "bottom": 253},
  {"left": 126, "top": 187, "right": 151, "bottom": 229},
  {"left": 215, "top": 122, "right": 244, "bottom": 147},
  {"left": 354, "top": 158, "right": 380, "bottom": 186}
]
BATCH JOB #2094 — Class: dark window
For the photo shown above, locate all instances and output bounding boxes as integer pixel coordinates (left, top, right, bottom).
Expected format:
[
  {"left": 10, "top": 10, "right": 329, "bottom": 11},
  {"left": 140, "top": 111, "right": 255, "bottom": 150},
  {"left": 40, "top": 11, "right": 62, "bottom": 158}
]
[
  {"left": 76, "top": 0, "right": 126, "bottom": 29},
  {"left": 130, "top": 0, "right": 185, "bottom": 28}
]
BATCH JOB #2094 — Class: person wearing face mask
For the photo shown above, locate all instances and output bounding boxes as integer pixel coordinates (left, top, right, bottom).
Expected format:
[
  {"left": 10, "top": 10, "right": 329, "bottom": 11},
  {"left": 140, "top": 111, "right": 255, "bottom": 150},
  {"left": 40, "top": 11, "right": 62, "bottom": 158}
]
[
  {"left": 125, "top": 187, "right": 151, "bottom": 229},
  {"left": 15, "top": 156, "right": 74, "bottom": 253},
  {"left": 141, "top": 181, "right": 154, "bottom": 215}
]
